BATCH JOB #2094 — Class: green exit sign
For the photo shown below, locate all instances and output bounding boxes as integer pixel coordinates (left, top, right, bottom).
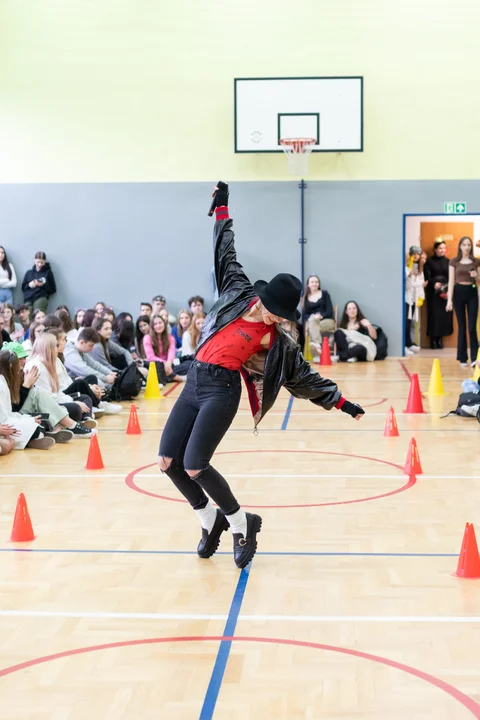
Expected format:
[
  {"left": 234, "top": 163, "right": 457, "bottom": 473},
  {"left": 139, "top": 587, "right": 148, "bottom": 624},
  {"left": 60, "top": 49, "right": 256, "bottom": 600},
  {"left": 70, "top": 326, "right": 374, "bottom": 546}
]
[{"left": 444, "top": 202, "right": 467, "bottom": 214}]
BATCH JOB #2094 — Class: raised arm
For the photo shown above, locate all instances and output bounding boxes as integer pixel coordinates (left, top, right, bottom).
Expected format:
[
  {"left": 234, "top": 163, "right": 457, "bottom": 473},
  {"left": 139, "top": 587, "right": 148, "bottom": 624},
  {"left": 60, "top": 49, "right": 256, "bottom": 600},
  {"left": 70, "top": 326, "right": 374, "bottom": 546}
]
[{"left": 210, "top": 182, "right": 253, "bottom": 299}]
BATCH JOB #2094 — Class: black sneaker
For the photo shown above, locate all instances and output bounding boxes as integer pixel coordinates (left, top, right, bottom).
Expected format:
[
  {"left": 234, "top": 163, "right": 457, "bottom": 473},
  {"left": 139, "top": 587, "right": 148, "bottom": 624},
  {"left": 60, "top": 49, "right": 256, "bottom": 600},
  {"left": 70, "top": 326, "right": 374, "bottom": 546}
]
[
  {"left": 232, "top": 513, "right": 262, "bottom": 569},
  {"left": 71, "top": 423, "right": 93, "bottom": 438},
  {"left": 197, "top": 510, "right": 229, "bottom": 559},
  {"left": 44, "top": 429, "right": 73, "bottom": 443}
]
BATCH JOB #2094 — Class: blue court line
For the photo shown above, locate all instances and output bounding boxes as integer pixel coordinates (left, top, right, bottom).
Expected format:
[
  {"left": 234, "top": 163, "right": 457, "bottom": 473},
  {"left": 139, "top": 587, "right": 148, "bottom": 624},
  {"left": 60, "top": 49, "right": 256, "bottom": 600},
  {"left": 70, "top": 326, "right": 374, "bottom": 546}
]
[
  {"left": 281, "top": 395, "right": 294, "bottom": 430},
  {"left": 0, "top": 548, "right": 457, "bottom": 558},
  {"left": 199, "top": 566, "right": 251, "bottom": 720}
]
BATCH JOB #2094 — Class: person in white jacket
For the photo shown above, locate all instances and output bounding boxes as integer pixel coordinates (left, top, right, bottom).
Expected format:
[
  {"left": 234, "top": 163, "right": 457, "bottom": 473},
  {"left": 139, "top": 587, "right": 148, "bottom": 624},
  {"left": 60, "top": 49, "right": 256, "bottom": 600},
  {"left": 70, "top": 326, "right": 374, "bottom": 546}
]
[
  {"left": 405, "top": 246, "right": 426, "bottom": 355},
  {"left": 0, "top": 247, "right": 17, "bottom": 305}
]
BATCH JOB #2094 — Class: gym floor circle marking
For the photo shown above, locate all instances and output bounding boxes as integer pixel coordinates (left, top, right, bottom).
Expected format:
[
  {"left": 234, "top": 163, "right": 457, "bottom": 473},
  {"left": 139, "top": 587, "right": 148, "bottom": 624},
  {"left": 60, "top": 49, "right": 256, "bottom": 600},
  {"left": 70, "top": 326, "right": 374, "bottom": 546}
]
[
  {"left": 125, "top": 450, "right": 416, "bottom": 509},
  {"left": 0, "top": 635, "right": 478, "bottom": 717}
]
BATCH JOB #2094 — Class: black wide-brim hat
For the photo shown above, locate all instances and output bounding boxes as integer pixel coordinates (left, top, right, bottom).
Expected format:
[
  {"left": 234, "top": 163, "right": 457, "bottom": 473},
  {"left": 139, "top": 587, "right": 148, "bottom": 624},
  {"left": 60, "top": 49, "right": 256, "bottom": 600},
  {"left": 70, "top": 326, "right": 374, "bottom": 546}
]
[{"left": 253, "top": 273, "right": 303, "bottom": 323}]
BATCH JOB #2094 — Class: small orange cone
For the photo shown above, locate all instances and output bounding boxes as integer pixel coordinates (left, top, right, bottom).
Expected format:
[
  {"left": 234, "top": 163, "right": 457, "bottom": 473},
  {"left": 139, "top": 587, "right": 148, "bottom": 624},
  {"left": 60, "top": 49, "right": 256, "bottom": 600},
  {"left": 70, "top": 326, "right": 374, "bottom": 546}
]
[
  {"left": 383, "top": 406, "right": 399, "bottom": 437},
  {"left": 404, "top": 437, "right": 422, "bottom": 475},
  {"left": 320, "top": 336, "right": 332, "bottom": 366},
  {"left": 85, "top": 434, "right": 104, "bottom": 470},
  {"left": 454, "top": 523, "right": 480, "bottom": 579},
  {"left": 10, "top": 493, "right": 35, "bottom": 542},
  {"left": 126, "top": 404, "right": 142, "bottom": 435},
  {"left": 404, "top": 373, "right": 425, "bottom": 414}
]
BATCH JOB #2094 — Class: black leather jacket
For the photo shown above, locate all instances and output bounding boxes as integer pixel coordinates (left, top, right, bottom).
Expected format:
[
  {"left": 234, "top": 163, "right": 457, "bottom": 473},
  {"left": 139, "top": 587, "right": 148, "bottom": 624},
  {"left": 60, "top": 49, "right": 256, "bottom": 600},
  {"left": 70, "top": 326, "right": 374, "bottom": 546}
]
[{"left": 196, "top": 217, "right": 341, "bottom": 427}]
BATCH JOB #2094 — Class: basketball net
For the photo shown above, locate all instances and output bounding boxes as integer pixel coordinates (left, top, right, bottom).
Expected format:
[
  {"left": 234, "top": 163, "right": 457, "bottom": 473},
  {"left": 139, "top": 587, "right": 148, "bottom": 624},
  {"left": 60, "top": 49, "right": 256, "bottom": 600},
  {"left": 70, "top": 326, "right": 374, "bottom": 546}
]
[{"left": 280, "top": 138, "right": 315, "bottom": 176}]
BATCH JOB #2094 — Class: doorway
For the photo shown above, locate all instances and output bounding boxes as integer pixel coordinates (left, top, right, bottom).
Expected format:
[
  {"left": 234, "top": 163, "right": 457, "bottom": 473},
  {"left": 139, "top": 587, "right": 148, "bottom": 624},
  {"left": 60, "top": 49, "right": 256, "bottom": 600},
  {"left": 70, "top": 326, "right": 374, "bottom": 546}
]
[{"left": 404, "top": 213, "right": 480, "bottom": 353}]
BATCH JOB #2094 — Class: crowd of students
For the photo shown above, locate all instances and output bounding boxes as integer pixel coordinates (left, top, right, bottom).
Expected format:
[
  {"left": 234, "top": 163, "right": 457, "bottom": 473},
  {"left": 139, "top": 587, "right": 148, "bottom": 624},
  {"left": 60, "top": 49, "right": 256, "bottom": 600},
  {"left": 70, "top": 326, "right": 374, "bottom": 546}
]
[{"left": 0, "top": 290, "right": 209, "bottom": 455}]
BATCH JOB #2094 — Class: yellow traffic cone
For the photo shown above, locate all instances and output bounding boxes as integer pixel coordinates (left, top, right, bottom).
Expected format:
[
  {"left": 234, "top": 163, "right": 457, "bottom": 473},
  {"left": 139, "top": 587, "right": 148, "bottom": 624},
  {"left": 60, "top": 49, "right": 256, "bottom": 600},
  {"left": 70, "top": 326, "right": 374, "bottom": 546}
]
[
  {"left": 303, "top": 333, "right": 313, "bottom": 362},
  {"left": 427, "top": 358, "right": 445, "bottom": 396},
  {"left": 472, "top": 349, "right": 480, "bottom": 382},
  {"left": 144, "top": 362, "right": 163, "bottom": 400}
]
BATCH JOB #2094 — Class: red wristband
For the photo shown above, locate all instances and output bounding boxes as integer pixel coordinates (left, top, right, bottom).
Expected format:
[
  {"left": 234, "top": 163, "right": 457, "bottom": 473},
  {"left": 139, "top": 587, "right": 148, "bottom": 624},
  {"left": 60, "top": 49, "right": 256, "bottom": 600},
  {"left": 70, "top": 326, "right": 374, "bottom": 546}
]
[
  {"left": 215, "top": 206, "right": 229, "bottom": 221},
  {"left": 335, "top": 397, "right": 346, "bottom": 410}
]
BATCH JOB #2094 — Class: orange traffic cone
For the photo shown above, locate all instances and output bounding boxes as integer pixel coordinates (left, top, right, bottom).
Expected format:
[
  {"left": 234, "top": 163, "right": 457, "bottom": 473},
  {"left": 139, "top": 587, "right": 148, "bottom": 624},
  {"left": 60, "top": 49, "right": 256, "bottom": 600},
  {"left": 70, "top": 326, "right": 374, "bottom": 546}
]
[
  {"left": 404, "top": 437, "right": 422, "bottom": 475},
  {"left": 454, "top": 523, "right": 480, "bottom": 579},
  {"left": 126, "top": 404, "right": 142, "bottom": 435},
  {"left": 320, "top": 337, "right": 332, "bottom": 366},
  {"left": 404, "top": 373, "right": 425, "bottom": 414},
  {"left": 383, "top": 406, "right": 399, "bottom": 437},
  {"left": 10, "top": 493, "right": 35, "bottom": 542},
  {"left": 85, "top": 434, "right": 104, "bottom": 470}
]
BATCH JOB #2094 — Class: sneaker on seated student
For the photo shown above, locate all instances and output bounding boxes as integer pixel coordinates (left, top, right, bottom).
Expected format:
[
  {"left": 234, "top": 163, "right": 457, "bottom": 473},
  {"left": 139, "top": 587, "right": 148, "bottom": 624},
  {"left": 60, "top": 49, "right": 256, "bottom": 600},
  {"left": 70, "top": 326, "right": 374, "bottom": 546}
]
[
  {"left": 140, "top": 302, "right": 152, "bottom": 318},
  {"left": 0, "top": 350, "right": 54, "bottom": 450},
  {"left": 144, "top": 315, "right": 183, "bottom": 382},
  {"left": 64, "top": 328, "right": 118, "bottom": 388},
  {"left": 172, "top": 309, "right": 192, "bottom": 351},
  {"left": 27, "top": 332, "right": 98, "bottom": 428},
  {"left": 0, "top": 246, "right": 17, "bottom": 305},
  {"left": 5, "top": 341, "right": 92, "bottom": 439},
  {"left": 21, "top": 319, "right": 45, "bottom": 355},
  {"left": 181, "top": 312, "right": 206, "bottom": 357},
  {"left": 0, "top": 313, "right": 12, "bottom": 345},
  {"left": 2, "top": 303, "right": 25, "bottom": 341},
  {"left": 152, "top": 295, "right": 176, "bottom": 325},
  {"left": 16, "top": 304, "right": 31, "bottom": 337},
  {"left": 91, "top": 317, "right": 148, "bottom": 377},
  {"left": 188, "top": 295, "right": 205, "bottom": 315}
]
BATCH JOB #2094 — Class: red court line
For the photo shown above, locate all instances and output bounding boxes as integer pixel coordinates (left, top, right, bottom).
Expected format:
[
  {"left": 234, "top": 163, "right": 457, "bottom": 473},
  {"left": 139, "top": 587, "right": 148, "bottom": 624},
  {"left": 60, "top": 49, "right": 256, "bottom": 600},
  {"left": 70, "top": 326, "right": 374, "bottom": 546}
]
[
  {"left": 398, "top": 359, "right": 412, "bottom": 380},
  {"left": 0, "top": 635, "right": 478, "bottom": 717},
  {"left": 125, "top": 450, "right": 416, "bottom": 509},
  {"left": 162, "top": 384, "right": 178, "bottom": 397}
]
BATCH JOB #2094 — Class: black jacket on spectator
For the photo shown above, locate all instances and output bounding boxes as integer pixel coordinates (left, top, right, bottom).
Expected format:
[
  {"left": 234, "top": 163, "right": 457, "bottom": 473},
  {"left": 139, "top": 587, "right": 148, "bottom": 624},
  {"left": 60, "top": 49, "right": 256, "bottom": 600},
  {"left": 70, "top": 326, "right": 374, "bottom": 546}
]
[
  {"left": 22, "top": 263, "right": 56, "bottom": 303},
  {"left": 303, "top": 291, "right": 334, "bottom": 321},
  {"left": 1, "top": 329, "right": 11, "bottom": 344}
]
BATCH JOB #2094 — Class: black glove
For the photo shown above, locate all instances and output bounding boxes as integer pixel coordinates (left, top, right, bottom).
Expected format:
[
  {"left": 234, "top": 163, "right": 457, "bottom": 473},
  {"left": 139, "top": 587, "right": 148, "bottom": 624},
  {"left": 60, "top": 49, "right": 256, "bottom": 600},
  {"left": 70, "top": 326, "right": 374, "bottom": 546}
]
[
  {"left": 340, "top": 400, "right": 365, "bottom": 419},
  {"left": 208, "top": 181, "right": 229, "bottom": 216}
]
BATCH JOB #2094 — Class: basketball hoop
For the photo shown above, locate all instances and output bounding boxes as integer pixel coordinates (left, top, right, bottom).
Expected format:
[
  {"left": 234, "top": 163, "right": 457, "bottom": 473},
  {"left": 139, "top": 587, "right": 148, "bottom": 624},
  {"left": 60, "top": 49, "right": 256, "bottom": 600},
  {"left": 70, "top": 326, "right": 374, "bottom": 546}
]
[{"left": 280, "top": 137, "right": 316, "bottom": 176}]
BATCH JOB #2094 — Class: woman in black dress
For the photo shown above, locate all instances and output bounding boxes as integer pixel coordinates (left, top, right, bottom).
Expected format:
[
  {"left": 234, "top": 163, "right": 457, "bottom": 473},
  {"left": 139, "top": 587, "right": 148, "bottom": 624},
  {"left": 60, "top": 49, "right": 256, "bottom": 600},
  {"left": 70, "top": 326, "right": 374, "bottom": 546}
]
[{"left": 424, "top": 240, "right": 453, "bottom": 349}]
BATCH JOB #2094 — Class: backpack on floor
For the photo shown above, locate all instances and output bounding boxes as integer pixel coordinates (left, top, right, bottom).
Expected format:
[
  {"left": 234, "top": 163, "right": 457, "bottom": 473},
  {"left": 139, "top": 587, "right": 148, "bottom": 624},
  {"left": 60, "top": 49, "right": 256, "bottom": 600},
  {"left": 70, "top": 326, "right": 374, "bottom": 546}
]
[
  {"left": 109, "top": 363, "right": 143, "bottom": 401},
  {"left": 442, "top": 392, "right": 480, "bottom": 418},
  {"left": 373, "top": 326, "right": 388, "bottom": 360}
]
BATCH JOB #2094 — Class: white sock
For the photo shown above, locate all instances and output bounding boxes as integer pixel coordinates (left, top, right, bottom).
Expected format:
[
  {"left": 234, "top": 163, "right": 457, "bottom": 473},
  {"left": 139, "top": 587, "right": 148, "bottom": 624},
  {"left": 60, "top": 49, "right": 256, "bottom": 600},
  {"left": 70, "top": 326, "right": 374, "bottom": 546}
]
[
  {"left": 226, "top": 508, "right": 247, "bottom": 537},
  {"left": 194, "top": 501, "right": 217, "bottom": 533}
]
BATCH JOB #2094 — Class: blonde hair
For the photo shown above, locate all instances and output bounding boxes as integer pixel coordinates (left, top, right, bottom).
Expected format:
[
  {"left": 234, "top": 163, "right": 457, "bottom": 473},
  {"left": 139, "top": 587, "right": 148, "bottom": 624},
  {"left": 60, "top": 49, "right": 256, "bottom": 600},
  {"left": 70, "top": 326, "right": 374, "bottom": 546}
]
[
  {"left": 30, "top": 332, "right": 60, "bottom": 392},
  {"left": 189, "top": 312, "right": 206, "bottom": 351}
]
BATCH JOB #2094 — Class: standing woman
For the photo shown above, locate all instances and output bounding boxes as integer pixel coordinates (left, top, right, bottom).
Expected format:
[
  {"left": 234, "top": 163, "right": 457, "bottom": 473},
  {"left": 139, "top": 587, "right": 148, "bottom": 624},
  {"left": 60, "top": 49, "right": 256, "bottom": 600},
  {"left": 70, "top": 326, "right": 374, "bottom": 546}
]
[
  {"left": 158, "top": 183, "right": 364, "bottom": 569},
  {"left": 424, "top": 240, "right": 453, "bottom": 349},
  {"left": 302, "top": 275, "right": 336, "bottom": 359},
  {"left": 447, "top": 236, "right": 480, "bottom": 367},
  {"left": 0, "top": 247, "right": 17, "bottom": 305},
  {"left": 22, "top": 252, "right": 56, "bottom": 312}
]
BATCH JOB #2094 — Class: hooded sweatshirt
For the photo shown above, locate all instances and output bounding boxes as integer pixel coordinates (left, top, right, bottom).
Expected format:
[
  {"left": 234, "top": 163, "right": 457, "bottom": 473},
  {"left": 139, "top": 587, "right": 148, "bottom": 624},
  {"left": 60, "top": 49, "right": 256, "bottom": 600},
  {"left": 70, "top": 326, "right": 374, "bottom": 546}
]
[{"left": 22, "top": 263, "right": 56, "bottom": 302}]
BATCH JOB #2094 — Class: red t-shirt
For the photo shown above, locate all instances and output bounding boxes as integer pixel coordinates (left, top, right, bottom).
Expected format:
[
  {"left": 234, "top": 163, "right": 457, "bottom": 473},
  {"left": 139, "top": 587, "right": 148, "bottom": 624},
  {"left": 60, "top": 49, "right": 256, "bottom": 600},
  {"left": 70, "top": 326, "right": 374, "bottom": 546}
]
[{"left": 196, "top": 309, "right": 271, "bottom": 370}]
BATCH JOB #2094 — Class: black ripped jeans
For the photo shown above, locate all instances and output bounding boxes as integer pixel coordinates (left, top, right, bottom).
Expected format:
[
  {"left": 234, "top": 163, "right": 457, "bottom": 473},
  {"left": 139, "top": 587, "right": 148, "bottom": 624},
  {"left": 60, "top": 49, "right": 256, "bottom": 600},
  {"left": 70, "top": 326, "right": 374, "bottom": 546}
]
[{"left": 159, "top": 360, "right": 242, "bottom": 515}]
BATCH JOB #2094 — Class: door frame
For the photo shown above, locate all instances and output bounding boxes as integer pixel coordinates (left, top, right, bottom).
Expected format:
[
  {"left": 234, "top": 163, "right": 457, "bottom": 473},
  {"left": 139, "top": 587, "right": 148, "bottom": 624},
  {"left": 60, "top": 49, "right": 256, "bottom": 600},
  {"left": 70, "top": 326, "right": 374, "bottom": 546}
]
[{"left": 402, "top": 212, "right": 480, "bottom": 357}]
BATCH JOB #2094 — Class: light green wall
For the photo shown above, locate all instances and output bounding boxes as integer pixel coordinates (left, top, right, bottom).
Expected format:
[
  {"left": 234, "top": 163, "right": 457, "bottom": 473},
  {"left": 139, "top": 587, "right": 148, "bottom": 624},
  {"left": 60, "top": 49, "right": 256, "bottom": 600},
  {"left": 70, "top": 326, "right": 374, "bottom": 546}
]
[{"left": 1, "top": 0, "right": 479, "bottom": 183}]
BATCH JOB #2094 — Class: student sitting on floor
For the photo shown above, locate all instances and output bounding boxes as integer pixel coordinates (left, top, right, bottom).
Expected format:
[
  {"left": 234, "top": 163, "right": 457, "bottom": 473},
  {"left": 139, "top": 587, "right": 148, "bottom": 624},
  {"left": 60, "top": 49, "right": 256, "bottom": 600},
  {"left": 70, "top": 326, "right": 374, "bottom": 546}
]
[
  {"left": 21, "top": 319, "right": 46, "bottom": 355},
  {"left": 2, "top": 303, "right": 25, "bottom": 342},
  {"left": 334, "top": 301, "right": 378, "bottom": 363},
  {"left": 91, "top": 317, "right": 147, "bottom": 378},
  {"left": 171, "top": 309, "right": 192, "bottom": 351},
  {"left": 143, "top": 314, "right": 183, "bottom": 382},
  {"left": 64, "top": 328, "right": 118, "bottom": 389}
]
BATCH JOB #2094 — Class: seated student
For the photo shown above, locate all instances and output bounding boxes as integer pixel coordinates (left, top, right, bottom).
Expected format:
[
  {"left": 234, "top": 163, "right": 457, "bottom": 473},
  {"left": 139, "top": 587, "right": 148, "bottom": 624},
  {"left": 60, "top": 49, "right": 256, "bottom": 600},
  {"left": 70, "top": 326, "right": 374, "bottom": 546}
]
[
  {"left": 152, "top": 295, "right": 176, "bottom": 325},
  {"left": 73, "top": 308, "right": 85, "bottom": 330},
  {"left": 188, "top": 295, "right": 205, "bottom": 315},
  {"left": 334, "top": 301, "right": 378, "bottom": 363},
  {"left": 112, "top": 314, "right": 135, "bottom": 353},
  {"left": 22, "top": 251, "right": 56, "bottom": 312},
  {"left": 171, "top": 309, "right": 192, "bottom": 351},
  {"left": 55, "top": 309, "right": 76, "bottom": 340},
  {"left": 81, "top": 309, "right": 97, "bottom": 329},
  {"left": 91, "top": 317, "right": 148, "bottom": 378},
  {"left": 16, "top": 304, "right": 32, "bottom": 337},
  {"left": 94, "top": 302, "right": 108, "bottom": 316},
  {"left": 31, "top": 308, "right": 46, "bottom": 325},
  {"left": 143, "top": 315, "right": 183, "bottom": 382},
  {"left": 0, "top": 423, "right": 15, "bottom": 455},
  {"left": 0, "top": 349, "right": 54, "bottom": 450},
  {"left": 135, "top": 315, "right": 151, "bottom": 358},
  {"left": 0, "top": 246, "right": 17, "bottom": 305},
  {"left": 21, "top": 319, "right": 45, "bottom": 355},
  {"left": 6, "top": 340, "right": 92, "bottom": 439},
  {"left": 302, "top": 275, "right": 336, "bottom": 359},
  {"left": 158, "top": 308, "right": 172, "bottom": 333},
  {"left": 140, "top": 302, "right": 152, "bottom": 318},
  {"left": 56, "top": 304, "right": 71, "bottom": 317},
  {"left": 43, "top": 314, "right": 62, "bottom": 331},
  {"left": 102, "top": 307, "right": 115, "bottom": 325},
  {"left": 64, "top": 328, "right": 118, "bottom": 389},
  {"left": 181, "top": 311, "right": 206, "bottom": 356},
  {"left": 26, "top": 332, "right": 99, "bottom": 427},
  {"left": 2, "top": 303, "right": 25, "bottom": 341}
]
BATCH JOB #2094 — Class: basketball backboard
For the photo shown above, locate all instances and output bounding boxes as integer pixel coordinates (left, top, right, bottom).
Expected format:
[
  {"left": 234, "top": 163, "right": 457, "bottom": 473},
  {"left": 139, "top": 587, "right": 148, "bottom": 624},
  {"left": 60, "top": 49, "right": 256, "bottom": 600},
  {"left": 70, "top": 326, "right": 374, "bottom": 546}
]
[{"left": 234, "top": 76, "right": 363, "bottom": 153}]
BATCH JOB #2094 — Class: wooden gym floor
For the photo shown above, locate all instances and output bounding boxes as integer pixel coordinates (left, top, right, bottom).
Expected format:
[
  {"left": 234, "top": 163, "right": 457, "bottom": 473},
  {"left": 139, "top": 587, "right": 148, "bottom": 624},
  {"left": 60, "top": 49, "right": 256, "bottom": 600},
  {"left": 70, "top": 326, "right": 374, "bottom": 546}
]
[{"left": 1, "top": 356, "right": 480, "bottom": 719}]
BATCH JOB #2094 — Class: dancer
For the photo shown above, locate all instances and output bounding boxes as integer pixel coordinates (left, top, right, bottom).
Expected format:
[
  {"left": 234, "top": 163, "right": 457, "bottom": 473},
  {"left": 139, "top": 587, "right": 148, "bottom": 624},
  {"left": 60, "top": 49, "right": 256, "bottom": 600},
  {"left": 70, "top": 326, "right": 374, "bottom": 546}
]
[{"left": 158, "top": 183, "right": 365, "bottom": 568}]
